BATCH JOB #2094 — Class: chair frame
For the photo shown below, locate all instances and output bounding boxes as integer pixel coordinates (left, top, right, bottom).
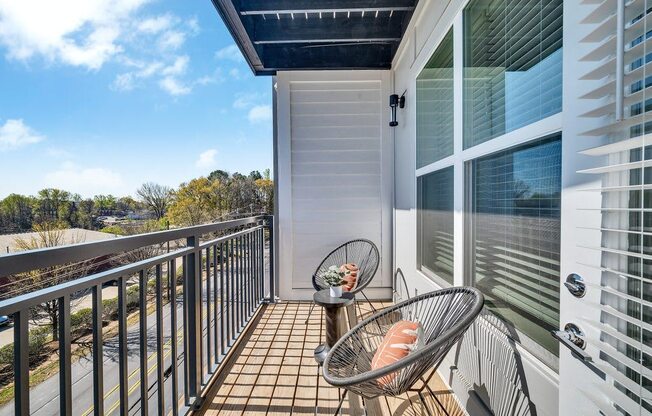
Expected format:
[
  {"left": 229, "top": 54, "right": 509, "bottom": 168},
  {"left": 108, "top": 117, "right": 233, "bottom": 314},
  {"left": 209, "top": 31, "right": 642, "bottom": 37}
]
[
  {"left": 305, "top": 239, "right": 381, "bottom": 324},
  {"left": 322, "top": 287, "right": 484, "bottom": 415}
]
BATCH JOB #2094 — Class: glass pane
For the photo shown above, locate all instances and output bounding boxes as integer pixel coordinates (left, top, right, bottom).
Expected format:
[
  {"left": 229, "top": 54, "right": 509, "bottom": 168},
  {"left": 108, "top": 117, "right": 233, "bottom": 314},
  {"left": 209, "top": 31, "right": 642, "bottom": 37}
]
[
  {"left": 467, "top": 135, "right": 561, "bottom": 357},
  {"left": 417, "top": 29, "right": 454, "bottom": 168},
  {"left": 418, "top": 166, "right": 454, "bottom": 285},
  {"left": 463, "top": 0, "right": 563, "bottom": 148}
]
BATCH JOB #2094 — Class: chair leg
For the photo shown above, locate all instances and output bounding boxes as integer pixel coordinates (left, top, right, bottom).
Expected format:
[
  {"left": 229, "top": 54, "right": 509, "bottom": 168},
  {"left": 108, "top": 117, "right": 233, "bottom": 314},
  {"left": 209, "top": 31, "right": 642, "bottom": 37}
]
[
  {"left": 360, "top": 291, "right": 377, "bottom": 314},
  {"left": 333, "top": 389, "right": 348, "bottom": 416},
  {"left": 418, "top": 391, "right": 434, "bottom": 416},
  {"left": 315, "top": 364, "right": 320, "bottom": 416},
  {"left": 305, "top": 300, "right": 316, "bottom": 325}
]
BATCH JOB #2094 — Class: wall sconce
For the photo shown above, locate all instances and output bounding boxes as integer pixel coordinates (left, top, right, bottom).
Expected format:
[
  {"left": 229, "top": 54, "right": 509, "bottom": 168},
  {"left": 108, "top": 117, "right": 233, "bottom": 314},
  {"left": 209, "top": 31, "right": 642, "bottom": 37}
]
[{"left": 389, "top": 92, "right": 406, "bottom": 127}]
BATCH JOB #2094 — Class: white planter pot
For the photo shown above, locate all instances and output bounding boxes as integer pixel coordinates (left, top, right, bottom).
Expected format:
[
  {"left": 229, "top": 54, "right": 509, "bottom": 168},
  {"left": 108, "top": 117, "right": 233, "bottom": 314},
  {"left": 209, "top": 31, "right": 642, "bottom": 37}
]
[{"left": 329, "top": 286, "right": 342, "bottom": 297}]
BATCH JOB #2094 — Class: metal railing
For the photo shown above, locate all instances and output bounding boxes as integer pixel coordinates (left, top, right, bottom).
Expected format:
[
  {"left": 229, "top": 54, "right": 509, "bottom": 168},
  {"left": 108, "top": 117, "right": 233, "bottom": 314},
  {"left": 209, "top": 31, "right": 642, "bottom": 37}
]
[{"left": 0, "top": 215, "right": 275, "bottom": 416}]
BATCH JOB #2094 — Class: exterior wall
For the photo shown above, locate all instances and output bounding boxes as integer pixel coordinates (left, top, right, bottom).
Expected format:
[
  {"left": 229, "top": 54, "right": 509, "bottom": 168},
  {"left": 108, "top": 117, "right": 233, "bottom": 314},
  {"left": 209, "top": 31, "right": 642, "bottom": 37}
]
[
  {"left": 274, "top": 70, "right": 393, "bottom": 300},
  {"left": 391, "top": 0, "right": 562, "bottom": 415}
]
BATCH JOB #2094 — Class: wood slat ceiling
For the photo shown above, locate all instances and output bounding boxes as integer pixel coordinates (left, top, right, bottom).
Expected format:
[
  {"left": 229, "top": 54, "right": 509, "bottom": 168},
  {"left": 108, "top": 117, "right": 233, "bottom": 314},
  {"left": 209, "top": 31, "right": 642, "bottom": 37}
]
[{"left": 211, "top": 0, "right": 419, "bottom": 75}]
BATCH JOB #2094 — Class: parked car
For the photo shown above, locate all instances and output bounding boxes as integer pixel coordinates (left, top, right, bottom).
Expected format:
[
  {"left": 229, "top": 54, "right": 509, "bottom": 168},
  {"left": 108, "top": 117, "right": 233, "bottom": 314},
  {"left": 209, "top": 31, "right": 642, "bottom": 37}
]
[{"left": 0, "top": 316, "right": 11, "bottom": 327}]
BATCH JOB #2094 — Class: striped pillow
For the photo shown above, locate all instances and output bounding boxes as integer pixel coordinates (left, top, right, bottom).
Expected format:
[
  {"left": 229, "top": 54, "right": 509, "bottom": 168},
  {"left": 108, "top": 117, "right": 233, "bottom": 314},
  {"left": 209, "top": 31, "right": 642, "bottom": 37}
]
[
  {"left": 340, "top": 263, "right": 359, "bottom": 292},
  {"left": 371, "top": 320, "right": 423, "bottom": 386}
]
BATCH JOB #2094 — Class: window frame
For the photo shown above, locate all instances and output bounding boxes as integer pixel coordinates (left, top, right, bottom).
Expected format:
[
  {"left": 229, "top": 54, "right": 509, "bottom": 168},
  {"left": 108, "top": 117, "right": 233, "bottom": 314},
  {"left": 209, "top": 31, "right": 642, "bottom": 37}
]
[
  {"left": 412, "top": 4, "right": 564, "bottom": 370},
  {"left": 463, "top": 134, "right": 563, "bottom": 370}
]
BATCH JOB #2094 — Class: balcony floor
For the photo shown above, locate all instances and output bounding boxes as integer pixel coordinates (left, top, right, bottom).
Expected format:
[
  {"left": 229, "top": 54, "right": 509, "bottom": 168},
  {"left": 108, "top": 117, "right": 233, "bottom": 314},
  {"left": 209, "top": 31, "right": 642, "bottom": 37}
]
[{"left": 200, "top": 301, "right": 464, "bottom": 416}]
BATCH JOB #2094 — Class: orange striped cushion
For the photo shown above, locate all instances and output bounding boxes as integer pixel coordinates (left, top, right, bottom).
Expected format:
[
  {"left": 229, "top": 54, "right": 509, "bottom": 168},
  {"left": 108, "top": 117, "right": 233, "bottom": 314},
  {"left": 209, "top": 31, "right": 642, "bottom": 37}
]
[
  {"left": 371, "top": 320, "right": 422, "bottom": 386},
  {"left": 340, "top": 263, "right": 359, "bottom": 292}
]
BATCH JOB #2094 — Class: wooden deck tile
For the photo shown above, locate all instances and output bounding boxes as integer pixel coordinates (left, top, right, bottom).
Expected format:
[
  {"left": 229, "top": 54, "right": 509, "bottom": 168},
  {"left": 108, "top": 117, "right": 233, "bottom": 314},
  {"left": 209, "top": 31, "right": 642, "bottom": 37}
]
[{"left": 199, "top": 302, "right": 464, "bottom": 416}]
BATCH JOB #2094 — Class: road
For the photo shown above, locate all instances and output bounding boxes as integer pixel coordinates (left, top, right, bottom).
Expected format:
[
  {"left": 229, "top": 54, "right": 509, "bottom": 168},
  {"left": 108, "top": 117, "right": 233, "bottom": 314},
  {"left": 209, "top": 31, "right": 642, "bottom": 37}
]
[
  {"left": 0, "top": 291, "right": 226, "bottom": 416},
  {"left": 0, "top": 286, "right": 119, "bottom": 348}
]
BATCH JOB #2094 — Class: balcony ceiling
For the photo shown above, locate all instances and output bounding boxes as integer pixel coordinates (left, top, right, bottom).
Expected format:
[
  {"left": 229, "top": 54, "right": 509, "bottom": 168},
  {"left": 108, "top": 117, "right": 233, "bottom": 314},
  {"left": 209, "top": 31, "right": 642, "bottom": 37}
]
[{"left": 210, "top": 0, "right": 419, "bottom": 75}]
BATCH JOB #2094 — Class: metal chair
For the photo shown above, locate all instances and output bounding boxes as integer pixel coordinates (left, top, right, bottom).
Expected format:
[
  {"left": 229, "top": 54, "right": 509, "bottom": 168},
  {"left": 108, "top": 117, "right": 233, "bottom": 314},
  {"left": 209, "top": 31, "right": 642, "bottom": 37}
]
[
  {"left": 322, "top": 287, "right": 484, "bottom": 415},
  {"left": 305, "top": 239, "right": 380, "bottom": 324}
]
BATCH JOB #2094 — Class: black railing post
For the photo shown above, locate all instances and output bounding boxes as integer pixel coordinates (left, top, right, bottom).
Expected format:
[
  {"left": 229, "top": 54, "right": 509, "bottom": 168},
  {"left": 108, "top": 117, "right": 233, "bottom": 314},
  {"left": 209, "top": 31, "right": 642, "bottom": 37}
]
[
  {"left": 185, "top": 235, "right": 202, "bottom": 405},
  {"left": 265, "top": 216, "right": 275, "bottom": 303},
  {"left": 14, "top": 309, "right": 29, "bottom": 416}
]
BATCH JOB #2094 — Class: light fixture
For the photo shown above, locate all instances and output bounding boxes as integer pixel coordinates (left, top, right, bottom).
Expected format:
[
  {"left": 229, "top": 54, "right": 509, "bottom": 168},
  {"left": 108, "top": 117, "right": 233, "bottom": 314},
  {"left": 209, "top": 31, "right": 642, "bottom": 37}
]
[{"left": 389, "top": 92, "right": 405, "bottom": 127}]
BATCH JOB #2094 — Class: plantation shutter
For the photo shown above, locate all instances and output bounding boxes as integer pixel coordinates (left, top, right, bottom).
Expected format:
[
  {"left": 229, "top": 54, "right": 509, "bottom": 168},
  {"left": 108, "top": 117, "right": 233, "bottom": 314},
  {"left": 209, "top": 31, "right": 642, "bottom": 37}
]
[{"left": 578, "top": 0, "right": 652, "bottom": 414}]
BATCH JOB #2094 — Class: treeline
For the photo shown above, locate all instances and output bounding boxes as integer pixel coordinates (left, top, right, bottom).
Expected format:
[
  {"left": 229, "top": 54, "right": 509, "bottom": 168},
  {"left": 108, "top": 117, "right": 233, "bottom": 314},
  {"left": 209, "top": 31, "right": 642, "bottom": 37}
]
[{"left": 0, "top": 169, "right": 273, "bottom": 234}]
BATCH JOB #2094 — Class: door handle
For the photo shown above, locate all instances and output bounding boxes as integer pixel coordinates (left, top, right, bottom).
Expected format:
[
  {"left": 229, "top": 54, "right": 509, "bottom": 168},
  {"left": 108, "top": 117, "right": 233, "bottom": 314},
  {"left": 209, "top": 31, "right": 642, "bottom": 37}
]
[
  {"left": 552, "top": 323, "right": 592, "bottom": 362},
  {"left": 564, "top": 273, "right": 586, "bottom": 298}
]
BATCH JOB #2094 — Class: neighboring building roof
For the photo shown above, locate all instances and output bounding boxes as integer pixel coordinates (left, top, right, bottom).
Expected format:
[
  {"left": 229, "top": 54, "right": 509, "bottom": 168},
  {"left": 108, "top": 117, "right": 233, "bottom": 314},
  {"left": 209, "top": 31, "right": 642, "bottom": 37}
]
[
  {"left": 0, "top": 228, "right": 119, "bottom": 254},
  {"left": 210, "top": 0, "right": 418, "bottom": 75}
]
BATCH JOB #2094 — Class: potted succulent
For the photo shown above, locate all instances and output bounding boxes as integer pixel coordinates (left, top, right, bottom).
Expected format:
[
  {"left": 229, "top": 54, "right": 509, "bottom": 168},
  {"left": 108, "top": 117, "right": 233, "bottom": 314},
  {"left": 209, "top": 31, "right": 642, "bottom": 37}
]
[{"left": 322, "top": 265, "right": 345, "bottom": 297}]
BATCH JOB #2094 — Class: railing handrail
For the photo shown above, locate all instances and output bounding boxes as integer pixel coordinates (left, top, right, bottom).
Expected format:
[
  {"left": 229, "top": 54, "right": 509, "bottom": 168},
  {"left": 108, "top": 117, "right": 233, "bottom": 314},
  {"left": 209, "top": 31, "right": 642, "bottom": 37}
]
[{"left": 0, "top": 214, "right": 271, "bottom": 279}]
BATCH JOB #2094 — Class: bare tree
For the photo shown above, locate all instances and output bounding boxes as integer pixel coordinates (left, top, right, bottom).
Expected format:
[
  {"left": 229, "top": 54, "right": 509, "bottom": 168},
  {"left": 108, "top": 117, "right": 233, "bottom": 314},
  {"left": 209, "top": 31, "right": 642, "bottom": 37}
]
[
  {"left": 9, "top": 222, "right": 89, "bottom": 341},
  {"left": 137, "top": 182, "right": 172, "bottom": 220}
]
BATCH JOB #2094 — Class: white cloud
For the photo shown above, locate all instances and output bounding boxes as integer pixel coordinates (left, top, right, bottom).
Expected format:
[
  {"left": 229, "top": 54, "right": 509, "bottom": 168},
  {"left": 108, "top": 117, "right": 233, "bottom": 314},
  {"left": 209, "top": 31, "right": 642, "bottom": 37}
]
[
  {"left": 44, "top": 162, "right": 123, "bottom": 197},
  {"left": 186, "top": 17, "right": 199, "bottom": 35},
  {"left": 0, "top": 119, "right": 44, "bottom": 151},
  {"left": 158, "top": 30, "right": 185, "bottom": 50},
  {"left": 162, "top": 55, "right": 188, "bottom": 76},
  {"left": 215, "top": 44, "right": 244, "bottom": 62},
  {"left": 46, "top": 147, "right": 73, "bottom": 159},
  {"left": 137, "top": 14, "right": 173, "bottom": 34},
  {"left": 229, "top": 67, "right": 244, "bottom": 80},
  {"left": 159, "top": 76, "right": 190, "bottom": 95},
  {"left": 248, "top": 105, "right": 272, "bottom": 124},
  {"left": 0, "top": 0, "right": 150, "bottom": 69},
  {"left": 112, "top": 72, "right": 135, "bottom": 91},
  {"left": 137, "top": 61, "right": 163, "bottom": 77},
  {"left": 195, "top": 149, "right": 218, "bottom": 169},
  {"left": 233, "top": 92, "right": 263, "bottom": 109}
]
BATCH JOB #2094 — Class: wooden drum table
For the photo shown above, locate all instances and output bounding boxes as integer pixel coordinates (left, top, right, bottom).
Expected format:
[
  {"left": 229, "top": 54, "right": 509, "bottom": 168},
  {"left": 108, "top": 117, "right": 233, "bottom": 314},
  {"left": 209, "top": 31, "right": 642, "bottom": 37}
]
[{"left": 312, "top": 289, "right": 354, "bottom": 365}]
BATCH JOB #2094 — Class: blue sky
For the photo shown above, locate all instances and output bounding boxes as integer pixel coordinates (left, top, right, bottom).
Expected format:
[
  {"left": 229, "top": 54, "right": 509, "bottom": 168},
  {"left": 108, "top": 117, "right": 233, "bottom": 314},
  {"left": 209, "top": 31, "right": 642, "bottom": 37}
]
[{"left": 0, "top": 0, "right": 272, "bottom": 199}]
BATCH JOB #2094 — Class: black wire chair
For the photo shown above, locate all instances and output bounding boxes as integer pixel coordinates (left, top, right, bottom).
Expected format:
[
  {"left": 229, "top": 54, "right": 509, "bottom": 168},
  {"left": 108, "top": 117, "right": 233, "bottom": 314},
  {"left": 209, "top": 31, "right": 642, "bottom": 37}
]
[
  {"left": 322, "top": 287, "right": 484, "bottom": 415},
  {"left": 393, "top": 268, "right": 410, "bottom": 304},
  {"left": 305, "top": 239, "right": 380, "bottom": 324}
]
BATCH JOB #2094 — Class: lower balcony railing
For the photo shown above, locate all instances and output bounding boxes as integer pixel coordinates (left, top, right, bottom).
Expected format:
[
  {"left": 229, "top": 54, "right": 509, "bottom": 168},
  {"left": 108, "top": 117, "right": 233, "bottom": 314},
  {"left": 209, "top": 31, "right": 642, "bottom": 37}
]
[{"left": 0, "top": 215, "right": 275, "bottom": 416}]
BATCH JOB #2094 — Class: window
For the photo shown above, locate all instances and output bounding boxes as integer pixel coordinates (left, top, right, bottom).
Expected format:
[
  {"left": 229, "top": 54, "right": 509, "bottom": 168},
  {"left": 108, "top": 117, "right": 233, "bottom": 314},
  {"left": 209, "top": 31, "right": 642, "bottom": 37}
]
[
  {"left": 418, "top": 167, "right": 454, "bottom": 285},
  {"left": 466, "top": 135, "right": 561, "bottom": 358},
  {"left": 417, "top": 29, "right": 454, "bottom": 168},
  {"left": 463, "top": 0, "right": 563, "bottom": 148}
]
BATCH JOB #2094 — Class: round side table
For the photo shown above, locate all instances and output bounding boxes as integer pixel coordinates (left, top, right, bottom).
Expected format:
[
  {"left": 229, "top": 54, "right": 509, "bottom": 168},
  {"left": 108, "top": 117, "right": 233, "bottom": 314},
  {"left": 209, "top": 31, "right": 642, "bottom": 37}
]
[{"left": 313, "top": 289, "right": 354, "bottom": 365}]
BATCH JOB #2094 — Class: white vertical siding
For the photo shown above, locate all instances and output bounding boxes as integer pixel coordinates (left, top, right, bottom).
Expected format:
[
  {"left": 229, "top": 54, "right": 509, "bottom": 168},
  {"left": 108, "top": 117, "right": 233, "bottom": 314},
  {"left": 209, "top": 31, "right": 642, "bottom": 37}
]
[{"left": 275, "top": 71, "right": 393, "bottom": 300}]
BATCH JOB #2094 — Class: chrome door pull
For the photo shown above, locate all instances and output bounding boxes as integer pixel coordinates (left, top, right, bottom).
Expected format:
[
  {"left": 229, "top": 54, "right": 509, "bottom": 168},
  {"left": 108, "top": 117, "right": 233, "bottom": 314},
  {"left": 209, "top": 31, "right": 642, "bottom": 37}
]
[
  {"left": 564, "top": 274, "right": 586, "bottom": 298},
  {"left": 552, "top": 323, "right": 592, "bottom": 362}
]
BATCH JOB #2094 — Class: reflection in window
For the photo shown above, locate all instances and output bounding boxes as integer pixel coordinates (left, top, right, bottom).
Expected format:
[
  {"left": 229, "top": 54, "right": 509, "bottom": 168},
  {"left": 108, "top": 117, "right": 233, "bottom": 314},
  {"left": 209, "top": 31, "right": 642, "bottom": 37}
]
[
  {"left": 467, "top": 135, "right": 561, "bottom": 357},
  {"left": 463, "top": 0, "right": 563, "bottom": 148},
  {"left": 417, "top": 29, "right": 454, "bottom": 168},
  {"left": 418, "top": 167, "right": 454, "bottom": 285}
]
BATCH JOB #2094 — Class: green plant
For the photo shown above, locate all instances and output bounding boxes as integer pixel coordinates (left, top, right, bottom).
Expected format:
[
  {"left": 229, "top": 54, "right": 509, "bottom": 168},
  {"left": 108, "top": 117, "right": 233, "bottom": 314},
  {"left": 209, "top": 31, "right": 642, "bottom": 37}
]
[
  {"left": 70, "top": 308, "right": 93, "bottom": 337},
  {"left": 321, "top": 266, "right": 344, "bottom": 287},
  {"left": 102, "top": 297, "right": 118, "bottom": 320}
]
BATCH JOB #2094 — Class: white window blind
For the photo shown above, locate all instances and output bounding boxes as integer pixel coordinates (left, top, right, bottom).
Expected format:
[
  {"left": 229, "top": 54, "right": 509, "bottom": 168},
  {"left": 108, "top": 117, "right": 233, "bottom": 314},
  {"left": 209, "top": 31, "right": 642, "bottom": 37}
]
[
  {"left": 463, "top": 0, "right": 563, "bottom": 148},
  {"left": 579, "top": 0, "right": 652, "bottom": 414}
]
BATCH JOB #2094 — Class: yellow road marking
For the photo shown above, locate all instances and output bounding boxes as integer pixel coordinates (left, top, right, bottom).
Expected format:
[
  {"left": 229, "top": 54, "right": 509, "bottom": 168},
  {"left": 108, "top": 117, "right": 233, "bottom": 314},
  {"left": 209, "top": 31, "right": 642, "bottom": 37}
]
[{"left": 80, "top": 336, "right": 178, "bottom": 416}]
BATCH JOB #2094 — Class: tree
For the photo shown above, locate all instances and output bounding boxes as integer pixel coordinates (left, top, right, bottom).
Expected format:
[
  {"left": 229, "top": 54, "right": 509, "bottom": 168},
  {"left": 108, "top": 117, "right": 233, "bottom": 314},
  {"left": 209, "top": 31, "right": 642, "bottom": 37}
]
[
  {"left": 93, "top": 195, "right": 118, "bottom": 214},
  {"left": 167, "top": 178, "right": 218, "bottom": 226},
  {"left": 10, "top": 222, "right": 89, "bottom": 341},
  {"left": 75, "top": 199, "right": 95, "bottom": 229},
  {"left": 249, "top": 170, "right": 262, "bottom": 181},
  {"left": 34, "top": 188, "right": 71, "bottom": 224},
  {"left": 255, "top": 177, "right": 274, "bottom": 214},
  {"left": 0, "top": 194, "right": 34, "bottom": 233},
  {"left": 208, "top": 169, "right": 229, "bottom": 183},
  {"left": 136, "top": 182, "right": 172, "bottom": 220},
  {"left": 117, "top": 196, "right": 139, "bottom": 213}
]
